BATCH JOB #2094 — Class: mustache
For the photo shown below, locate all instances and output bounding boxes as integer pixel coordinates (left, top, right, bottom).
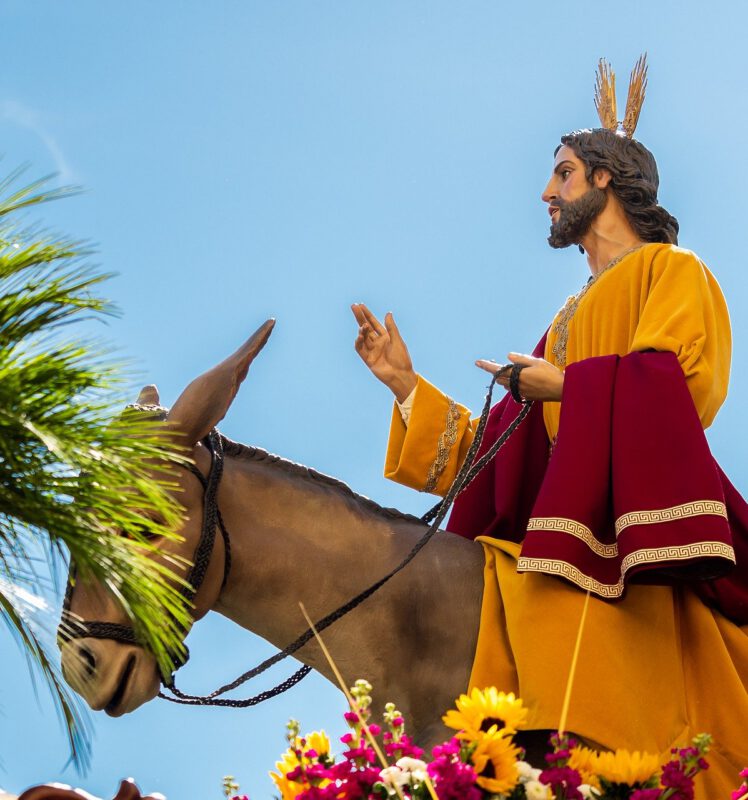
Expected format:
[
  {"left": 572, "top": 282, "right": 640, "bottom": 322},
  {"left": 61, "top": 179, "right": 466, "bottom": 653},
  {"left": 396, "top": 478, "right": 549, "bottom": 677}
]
[{"left": 547, "top": 188, "right": 608, "bottom": 249}]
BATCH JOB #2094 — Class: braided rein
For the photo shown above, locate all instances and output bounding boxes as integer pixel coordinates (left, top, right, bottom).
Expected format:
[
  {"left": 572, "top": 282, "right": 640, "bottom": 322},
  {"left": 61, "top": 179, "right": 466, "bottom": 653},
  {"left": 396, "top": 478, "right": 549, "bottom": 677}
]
[{"left": 60, "top": 370, "right": 532, "bottom": 709}]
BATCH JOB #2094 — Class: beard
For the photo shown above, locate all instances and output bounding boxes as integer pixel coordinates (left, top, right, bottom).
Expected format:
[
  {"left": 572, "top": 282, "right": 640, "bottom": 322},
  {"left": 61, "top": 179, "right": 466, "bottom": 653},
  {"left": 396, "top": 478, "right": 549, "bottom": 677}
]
[{"left": 547, "top": 187, "right": 608, "bottom": 249}]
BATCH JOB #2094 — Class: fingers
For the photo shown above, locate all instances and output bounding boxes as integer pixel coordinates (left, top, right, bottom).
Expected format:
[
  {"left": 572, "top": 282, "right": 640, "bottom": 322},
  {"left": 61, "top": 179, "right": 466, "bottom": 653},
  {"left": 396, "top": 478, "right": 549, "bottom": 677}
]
[
  {"left": 475, "top": 359, "right": 514, "bottom": 388},
  {"left": 475, "top": 359, "right": 503, "bottom": 375},
  {"left": 475, "top": 359, "right": 514, "bottom": 374},
  {"left": 354, "top": 328, "right": 367, "bottom": 354},
  {"left": 507, "top": 352, "right": 537, "bottom": 366},
  {"left": 351, "top": 303, "right": 367, "bottom": 327},
  {"left": 353, "top": 303, "right": 386, "bottom": 336},
  {"left": 384, "top": 311, "right": 405, "bottom": 344}
]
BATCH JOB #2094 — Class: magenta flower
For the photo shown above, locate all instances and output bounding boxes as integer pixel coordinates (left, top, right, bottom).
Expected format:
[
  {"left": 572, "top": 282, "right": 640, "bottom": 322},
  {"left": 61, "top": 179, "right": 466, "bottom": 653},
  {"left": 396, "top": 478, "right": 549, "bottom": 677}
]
[
  {"left": 540, "top": 766, "right": 584, "bottom": 800},
  {"left": 431, "top": 737, "right": 461, "bottom": 759},
  {"left": 661, "top": 761, "right": 695, "bottom": 800},
  {"left": 384, "top": 732, "right": 423, "bottom": 761},
  {"left": 427, "top": 751, "right": 481, "bottom": 800}
]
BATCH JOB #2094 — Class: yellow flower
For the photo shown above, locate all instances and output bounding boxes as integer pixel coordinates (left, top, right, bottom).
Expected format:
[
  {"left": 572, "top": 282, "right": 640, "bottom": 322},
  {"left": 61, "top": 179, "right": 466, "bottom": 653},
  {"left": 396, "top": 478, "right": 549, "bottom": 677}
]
[
  {"left": 303, "top": 730, "right": 331, "bottom": 758},
  {"left": 269, "top": 730, "right": 332, "bottom": 800},
  {"left": 270, "top": 748, "right": 304, "bottom": 800},
  {"left": 591, "top": 748, "right": 661, "bottom": 786},
  {"left": 443, "top": 687, "right": 528, "bottom": 739},
  {"left": 470, "top": 731, "right": 522, "bottom": 794},
  {"left": 568, "top": 746, "right": 601, "bottom": 790}
]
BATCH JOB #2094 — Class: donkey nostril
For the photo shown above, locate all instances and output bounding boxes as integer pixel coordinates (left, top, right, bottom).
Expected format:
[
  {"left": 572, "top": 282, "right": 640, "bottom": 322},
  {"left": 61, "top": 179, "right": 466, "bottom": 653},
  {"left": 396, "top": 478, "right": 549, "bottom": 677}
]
[{"left": 78, "top": 644, "right": 96, "bottom": 678}]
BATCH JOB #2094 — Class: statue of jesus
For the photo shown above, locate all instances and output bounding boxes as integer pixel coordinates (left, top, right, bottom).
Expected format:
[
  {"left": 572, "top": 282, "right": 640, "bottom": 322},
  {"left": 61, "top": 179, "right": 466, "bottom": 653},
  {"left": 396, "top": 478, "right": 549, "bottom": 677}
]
[{"left": 352, "top": 58, "right": 748, "bottom": 799}]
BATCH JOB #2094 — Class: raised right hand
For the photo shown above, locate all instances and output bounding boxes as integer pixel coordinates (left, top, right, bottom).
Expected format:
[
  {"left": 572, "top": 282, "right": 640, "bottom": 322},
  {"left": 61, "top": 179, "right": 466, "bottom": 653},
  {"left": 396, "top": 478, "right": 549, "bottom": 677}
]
[{"left": 352, "top": 303, "right": 418, "bottom": 403}]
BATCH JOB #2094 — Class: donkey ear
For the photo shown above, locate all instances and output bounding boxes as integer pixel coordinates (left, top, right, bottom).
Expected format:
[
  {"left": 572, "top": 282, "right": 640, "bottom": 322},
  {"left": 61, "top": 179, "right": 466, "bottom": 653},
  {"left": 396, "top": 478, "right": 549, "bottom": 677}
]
[
  {"left": 136, "top": 384, "right": 161, "bottom": 405},
  {"left": 167, "top": 319, "right": 275, "bottom": 445}
]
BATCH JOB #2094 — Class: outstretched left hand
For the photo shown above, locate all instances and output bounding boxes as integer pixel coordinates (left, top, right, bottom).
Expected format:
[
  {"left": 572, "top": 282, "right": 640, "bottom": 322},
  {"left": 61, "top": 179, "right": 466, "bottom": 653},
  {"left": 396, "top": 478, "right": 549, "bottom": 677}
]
[{"left": 475, "top": 352, "right": 564, "bottom": 402}]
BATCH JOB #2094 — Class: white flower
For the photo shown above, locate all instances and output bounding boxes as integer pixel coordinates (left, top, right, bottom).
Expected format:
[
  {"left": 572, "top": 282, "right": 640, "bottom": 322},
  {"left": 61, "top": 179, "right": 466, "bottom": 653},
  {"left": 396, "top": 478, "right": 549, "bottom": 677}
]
[
  {"left": 579, "top": 785, "right": 600, "bottom": 799},
  {"left": 379, "top": 766, "right": 406, "bottom": 787},
  {"left": 524, "top": 779, "right": 551, "bottom": 799},
  {"left": 516, "top": 760, "right": 543, "bottom": 782},
  {"left": 395, "top": 756, "right": 429, "bottom": 784}
]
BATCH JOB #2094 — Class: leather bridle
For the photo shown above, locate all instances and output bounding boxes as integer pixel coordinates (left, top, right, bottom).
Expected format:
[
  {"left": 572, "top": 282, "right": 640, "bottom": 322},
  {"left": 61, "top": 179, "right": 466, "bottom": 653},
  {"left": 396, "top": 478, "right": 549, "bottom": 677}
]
[
  {"left": 58, "top": 426, "right": 231, "bottom": 686},
  {"left": 57, "top": 374, "right": 532, "bottom": 707}
]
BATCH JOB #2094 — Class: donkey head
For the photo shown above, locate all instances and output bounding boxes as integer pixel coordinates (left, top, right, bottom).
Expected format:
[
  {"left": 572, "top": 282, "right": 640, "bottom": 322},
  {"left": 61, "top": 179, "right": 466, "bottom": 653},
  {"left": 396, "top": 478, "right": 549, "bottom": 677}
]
[{"left": 59, "top": 320, "right": 275, "bottom": 716}]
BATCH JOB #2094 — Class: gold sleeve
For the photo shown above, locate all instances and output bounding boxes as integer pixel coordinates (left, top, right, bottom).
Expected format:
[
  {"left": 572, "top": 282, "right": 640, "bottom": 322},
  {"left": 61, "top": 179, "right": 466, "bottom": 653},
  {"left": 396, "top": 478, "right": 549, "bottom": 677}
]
[
  {"left": 384, "top": 375, "right": 477, "bottom": 496},
  {"left": 630, "top": 247, "right": 732, "bottom": 428}
]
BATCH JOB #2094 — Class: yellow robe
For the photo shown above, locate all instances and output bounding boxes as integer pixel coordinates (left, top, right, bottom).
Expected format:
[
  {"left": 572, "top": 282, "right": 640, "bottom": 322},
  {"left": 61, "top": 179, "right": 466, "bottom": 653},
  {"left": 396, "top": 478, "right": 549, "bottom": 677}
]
[{"left": 384, "top": 244, "right": 747, "bottom": 798}]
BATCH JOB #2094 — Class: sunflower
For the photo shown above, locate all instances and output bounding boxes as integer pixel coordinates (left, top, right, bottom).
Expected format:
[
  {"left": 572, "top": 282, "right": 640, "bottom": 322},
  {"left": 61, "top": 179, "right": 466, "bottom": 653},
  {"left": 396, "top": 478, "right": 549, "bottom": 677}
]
[
  {"left": 470, "top": 732, "right": 522, "bottom": 794},
  {"left": 591, "top": 748, "right": 661, "bottom": 786},
  {"left": 269, "top": 730, "right": 332, "bottom": 799},
  {"left": 568, "top": 746, "right": 601, "bottom": 790},
  {"left": 270, "top": 750, "right": 304, "bottom": 800},
  {"left": 443, "top": 687, "right": 528, "bottom": 739},
  {"left": 303, "top": 730, "right": 332, "bottom": 758}
]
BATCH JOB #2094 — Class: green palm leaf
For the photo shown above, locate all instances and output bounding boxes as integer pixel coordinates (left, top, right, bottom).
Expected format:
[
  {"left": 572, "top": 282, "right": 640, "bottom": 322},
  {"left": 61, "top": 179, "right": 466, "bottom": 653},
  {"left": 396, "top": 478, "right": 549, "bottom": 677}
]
[{"left": 0, "top": 171, "right": 192, "bottom": 769}]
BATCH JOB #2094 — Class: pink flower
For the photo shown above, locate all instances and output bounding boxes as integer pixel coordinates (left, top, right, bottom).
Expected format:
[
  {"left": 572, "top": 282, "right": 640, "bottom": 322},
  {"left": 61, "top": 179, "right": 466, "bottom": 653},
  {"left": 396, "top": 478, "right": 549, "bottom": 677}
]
[
  {"left": 427, "top": 749, "right": 481, "bottom": 800},
  {"left": 630, "top": 790, "right": 661, "bottom": 800},
  {"left": 540, "top": 766, "right": 584, "bottom": 800},
  {"left": 661, "top": 761, "right": 695, "bottom": 800},
  {"left": 327, "top": 762, "right": 381, "bottom": 799},
  {"left": 384, "top": 733, "right": 424, "bottom": 761},
  {"left": 431, "top": 738, "right": 461, "bottom": 759}
]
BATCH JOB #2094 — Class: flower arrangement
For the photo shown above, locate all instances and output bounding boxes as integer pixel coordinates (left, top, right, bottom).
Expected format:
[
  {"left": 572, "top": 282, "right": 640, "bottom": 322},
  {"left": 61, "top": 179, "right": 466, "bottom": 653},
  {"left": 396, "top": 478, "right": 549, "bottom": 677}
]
[{"left": 223, "top": 682, "right": 741, "bottom": 800}]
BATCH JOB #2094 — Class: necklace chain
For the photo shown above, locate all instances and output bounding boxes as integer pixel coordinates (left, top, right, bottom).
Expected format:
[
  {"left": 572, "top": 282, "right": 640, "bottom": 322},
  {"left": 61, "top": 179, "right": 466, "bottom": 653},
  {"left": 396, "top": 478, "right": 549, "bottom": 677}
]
[{"left": 551, "top": 244, "right": 646, "bottom": 368}]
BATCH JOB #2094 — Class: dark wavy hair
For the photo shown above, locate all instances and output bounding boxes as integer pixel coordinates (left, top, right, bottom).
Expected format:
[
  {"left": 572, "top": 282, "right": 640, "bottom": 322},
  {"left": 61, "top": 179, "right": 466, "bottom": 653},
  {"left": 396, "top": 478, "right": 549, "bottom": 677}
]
[{"left": 558, "top": 129, "right": 679, "bottom": 245}]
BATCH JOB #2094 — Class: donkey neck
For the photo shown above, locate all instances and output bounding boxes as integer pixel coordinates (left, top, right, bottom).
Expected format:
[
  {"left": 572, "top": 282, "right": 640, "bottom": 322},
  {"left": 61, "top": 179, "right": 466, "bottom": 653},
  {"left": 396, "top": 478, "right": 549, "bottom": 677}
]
[
  {"left": 208, "top": 442, "right": 484, "bottom": 737},
  {"left": 212, "top": 444, "right": 435, "bottom": 642}
]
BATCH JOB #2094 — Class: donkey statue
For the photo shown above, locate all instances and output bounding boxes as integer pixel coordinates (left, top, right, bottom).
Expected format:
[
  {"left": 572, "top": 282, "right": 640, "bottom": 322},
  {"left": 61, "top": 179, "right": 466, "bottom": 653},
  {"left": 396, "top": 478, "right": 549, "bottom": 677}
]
[{"left": 59, "top": 320, "right": 485, "bottom": 748}]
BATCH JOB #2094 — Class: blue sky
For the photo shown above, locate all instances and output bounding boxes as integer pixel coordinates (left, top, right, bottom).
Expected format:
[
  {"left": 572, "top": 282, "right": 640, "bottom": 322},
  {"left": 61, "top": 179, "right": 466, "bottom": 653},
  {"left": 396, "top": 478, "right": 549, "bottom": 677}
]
[{"left": 2, "top": 2, "right": 748, "bottom": 798}]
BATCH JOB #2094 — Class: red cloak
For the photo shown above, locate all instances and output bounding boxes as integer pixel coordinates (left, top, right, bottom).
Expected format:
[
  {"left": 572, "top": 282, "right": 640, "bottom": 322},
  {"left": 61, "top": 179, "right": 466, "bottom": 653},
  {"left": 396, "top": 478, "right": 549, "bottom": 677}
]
[{"left": 447, "top": 347, "right": 748, "bottom": 626}]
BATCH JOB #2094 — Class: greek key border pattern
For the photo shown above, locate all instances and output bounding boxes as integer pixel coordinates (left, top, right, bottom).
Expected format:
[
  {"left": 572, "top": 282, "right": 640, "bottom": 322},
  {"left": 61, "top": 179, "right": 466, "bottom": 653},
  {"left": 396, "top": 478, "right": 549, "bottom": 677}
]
[
  {"left": 527, "top": 517, "right": 618, "bottom": 558},
  {"left": 423, "top": 399, "right": 460, "bottom": 493},
  {"left": 518, "top": 540, "right": 735, "bottom": 599},
  {"left": 619, "top": 541, "right": 735, "bottom": 573},
  {"left": 615, "top": 500, "right": 728, "bottom": 536},
  {"left": 517, "top": 556, "right": 624, "bottom": 597}
]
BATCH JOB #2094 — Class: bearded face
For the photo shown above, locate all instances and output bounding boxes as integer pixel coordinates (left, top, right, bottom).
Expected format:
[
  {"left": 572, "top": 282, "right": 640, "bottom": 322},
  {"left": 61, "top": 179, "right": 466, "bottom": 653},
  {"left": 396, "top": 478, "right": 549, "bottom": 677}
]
[{"left": 547, "top": 187, "right": 608, "bottom": 249}]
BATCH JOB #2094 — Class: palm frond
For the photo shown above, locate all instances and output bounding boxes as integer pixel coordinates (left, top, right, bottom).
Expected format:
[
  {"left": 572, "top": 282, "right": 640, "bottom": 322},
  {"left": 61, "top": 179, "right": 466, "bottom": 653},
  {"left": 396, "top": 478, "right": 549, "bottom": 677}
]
[
  {"left": 0, "top": 580, "right": 92, "bottom": 768},
  {"left": 0, "top": 171, "right": 193, "bottom": 769}
]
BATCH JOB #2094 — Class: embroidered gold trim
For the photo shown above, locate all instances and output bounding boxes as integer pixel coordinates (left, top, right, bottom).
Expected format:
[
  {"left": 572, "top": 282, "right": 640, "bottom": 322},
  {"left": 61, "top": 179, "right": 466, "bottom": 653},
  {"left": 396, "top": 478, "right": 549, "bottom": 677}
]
[
  {"left": 423, "top": 399, "right": 460, "bottom": 493},
  {"left": 527, "top": 517, "right": 618, "bottom": 558},
  {"left": 619, "top": 542, "right": 735, "bottom": 573},
  {"left": 550, "top": 244, "right": 646, "bottom": 368},
  {"left": 517, "top": 556, "right": 624, "bottom": 597},
  {"left": 615, "top": 500, "right": 728, "bottom": 536},
  {"left": 518, "top": 540, "right": 735, "bottom": 599}
]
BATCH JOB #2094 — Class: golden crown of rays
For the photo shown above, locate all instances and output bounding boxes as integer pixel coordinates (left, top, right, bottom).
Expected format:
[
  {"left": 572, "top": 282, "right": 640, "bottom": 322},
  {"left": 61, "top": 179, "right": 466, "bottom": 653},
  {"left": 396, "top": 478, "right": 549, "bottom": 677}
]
[{"left": 594, "top": 53, "right": 648, "bottom": 138}]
